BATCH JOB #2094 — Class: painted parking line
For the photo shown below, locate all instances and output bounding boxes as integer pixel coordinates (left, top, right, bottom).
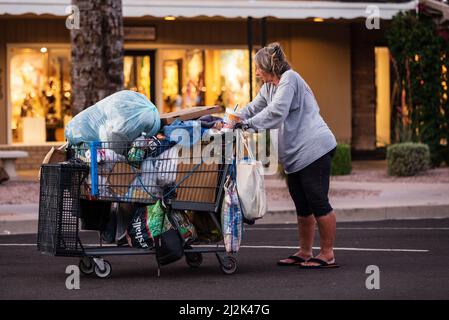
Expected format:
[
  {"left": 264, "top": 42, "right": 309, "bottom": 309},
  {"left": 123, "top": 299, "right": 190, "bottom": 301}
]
[
  {"left": 0, "top": 243, "right": 116, "bottom": 247},
  {"left": 239, "top": 245, "right": 429, "bottom": 253},
  {"left": 222, "top": 245, "right": 429, "bottom": 253},
  {"left": 0, "top": 243, "right": 429, "bottom": 252}
]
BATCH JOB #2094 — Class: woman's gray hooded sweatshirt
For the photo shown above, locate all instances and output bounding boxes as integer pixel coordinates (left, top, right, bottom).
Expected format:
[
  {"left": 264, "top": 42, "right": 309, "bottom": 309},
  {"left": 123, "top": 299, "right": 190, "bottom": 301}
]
[{"left": 237, "top": 69, "right": 337, "bottom": 174}]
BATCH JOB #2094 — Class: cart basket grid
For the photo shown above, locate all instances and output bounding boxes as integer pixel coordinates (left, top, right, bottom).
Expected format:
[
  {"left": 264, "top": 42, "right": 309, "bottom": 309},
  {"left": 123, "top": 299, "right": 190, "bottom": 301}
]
[{"left": 37, "top": 163, "right": 88, "bottom": 256}]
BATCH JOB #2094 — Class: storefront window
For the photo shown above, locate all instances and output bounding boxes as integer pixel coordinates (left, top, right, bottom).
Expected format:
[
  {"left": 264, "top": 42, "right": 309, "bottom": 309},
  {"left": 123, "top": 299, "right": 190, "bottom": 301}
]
[
  {"left": 124, "top": 53, "right": 153, "bottom": 100},
  {"left": 161, "top": 48, "right": 251, "bottom": 113},
  {"left": 206, "top": 49, "right": 250, "bottom": 109},
  {"left": 162, "top": 59, "right": 182, "bottom": 112},
  {"left": 375, "top": 47, "right": 391, "bottom": 147},
  {"left": 9, "top": 46, "right": 71, "bottom": 144}
]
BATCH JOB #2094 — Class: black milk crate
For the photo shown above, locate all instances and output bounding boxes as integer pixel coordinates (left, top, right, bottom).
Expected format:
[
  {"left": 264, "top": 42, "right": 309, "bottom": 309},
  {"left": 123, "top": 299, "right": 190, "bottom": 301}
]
[
  {"left": 37, "top": 162, "right": 89, "bottom": 256},
  {"left": 70, "top": 139, "right": 231, "bottom": 212}
]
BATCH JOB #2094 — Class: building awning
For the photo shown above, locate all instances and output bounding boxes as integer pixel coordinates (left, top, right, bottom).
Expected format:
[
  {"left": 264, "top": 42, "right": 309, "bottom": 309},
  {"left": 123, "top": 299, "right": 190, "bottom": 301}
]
[
  {"left": 421, "top": 0, "right": 449, "bottom": 22},
  {"left": 0, "top": 0, "right": 418, "bottom": 20}
]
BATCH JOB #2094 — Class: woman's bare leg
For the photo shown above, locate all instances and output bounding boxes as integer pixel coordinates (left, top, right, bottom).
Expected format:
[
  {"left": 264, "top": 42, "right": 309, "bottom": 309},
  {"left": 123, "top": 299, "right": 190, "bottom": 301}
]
[
  {"left": 278, "top": 215, "right": 315, "bottom": 263},
  {"left": 301, "top": 211, "right": 336, "bottom": 266}
]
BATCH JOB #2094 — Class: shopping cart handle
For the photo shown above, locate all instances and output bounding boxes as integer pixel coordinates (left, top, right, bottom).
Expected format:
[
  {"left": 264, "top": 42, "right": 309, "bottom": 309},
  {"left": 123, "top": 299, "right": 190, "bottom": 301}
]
[
  {"left": 89, "top": 141, "right": 101, "bottom": 197},
  {"left": 233, "top": 122, "right": 249, "bottom": 130}
]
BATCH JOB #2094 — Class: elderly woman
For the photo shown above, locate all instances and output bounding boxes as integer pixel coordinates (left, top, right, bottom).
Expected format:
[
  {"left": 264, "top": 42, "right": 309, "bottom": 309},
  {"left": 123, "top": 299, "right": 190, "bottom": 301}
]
[{"left": 232, "top": 43, "right": 339, "bottom": 269}]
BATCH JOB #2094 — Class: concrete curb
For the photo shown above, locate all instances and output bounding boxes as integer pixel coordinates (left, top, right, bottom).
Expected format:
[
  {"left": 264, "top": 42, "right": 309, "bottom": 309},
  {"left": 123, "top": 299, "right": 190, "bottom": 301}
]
[
  {"left": 260, "top": 204, "right": 449, "bottom": 224},
  {"left": 2, "top": 204, "right": 449, "bottom": 234},
  {"left": 0, "top": 220, "right": 38, "bottom": 235},
  {"left": 0, "top": 204, "right": 39, "bottom": 215}
]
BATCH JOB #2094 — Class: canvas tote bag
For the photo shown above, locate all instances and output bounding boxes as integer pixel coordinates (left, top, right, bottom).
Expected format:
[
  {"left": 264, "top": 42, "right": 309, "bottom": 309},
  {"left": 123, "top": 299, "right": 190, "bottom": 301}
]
[{"left": 235, "top": 130, "right": 266, "bottom": 220}]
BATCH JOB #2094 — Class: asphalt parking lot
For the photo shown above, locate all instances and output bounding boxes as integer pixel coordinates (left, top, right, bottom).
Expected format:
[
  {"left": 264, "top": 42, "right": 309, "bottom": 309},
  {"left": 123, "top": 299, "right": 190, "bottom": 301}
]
[{"left": 1, "top": 219, "right": 448, "bottom": 300}]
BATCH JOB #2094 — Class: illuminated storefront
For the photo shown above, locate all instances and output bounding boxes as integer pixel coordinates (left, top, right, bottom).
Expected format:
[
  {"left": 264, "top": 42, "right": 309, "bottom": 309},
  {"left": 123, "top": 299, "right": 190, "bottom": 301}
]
[
  {"left": 124, "top": 50, "right": 155, "bottom": 101},
  {"left": 1, "top": 0, "right": 416, "bottom": 154},
  {"left": 8, "top": 45, "right": 71, "bottom": 144},
  {"left": 161, "top": 48, "right": 254, "bottom": 113},
  {"left": 7, "top": 45, "right": 254, "bottom": 145}
]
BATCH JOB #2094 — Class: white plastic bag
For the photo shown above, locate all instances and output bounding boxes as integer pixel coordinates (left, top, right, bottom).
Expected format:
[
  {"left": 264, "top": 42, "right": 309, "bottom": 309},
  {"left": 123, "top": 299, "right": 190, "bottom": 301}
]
[
  {"left": 235, "top": 130, "right": 267, "bottom": 220},
  {"left": 65, "top": 90, "right": 160, "bottom": 145},
  {"left": 155, "top": 145, "right": 180, "bottom": 187},
  {"left": 127, "top": 157, "right": 162, "bottom": 200}
]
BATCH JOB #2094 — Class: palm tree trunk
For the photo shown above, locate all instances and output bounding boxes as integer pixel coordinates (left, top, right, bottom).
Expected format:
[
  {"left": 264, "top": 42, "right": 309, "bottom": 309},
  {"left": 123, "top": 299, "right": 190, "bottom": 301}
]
[{"left": 70, "top": 0, "right": 124, "bottom": 115}]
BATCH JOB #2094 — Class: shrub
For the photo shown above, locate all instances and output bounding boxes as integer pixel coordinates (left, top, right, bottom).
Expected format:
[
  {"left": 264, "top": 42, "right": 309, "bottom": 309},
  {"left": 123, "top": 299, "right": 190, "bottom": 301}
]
[
  {"left": 387, "top": 11, "right": 449, "bottom": 168},
  {"left": 387, "top": 142, "right": 430, "bottom": 176},
  {"left": 331, "top": 144, "right": 352, "bottom": 176},
  {"left": 277, "top": 144, "right": 352, "bottom": 178}
]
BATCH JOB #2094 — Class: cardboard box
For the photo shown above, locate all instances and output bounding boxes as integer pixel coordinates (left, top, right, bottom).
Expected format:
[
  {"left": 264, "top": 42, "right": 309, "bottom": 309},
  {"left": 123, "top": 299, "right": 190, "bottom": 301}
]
[
  {"left": 107, "top": 162, "right": 138, "bottom": 197},
  {"left": 160, "top": 105, "right": 224, "bottom": 125},
  {"left": 39, "top": 143, "right": 68, "bottom": 180},
  {"left": 42, "top": 143, "right": 67, "bottom": 165},
  {"left": 174, "top": 162, "right": 219, "bottom": 203}
]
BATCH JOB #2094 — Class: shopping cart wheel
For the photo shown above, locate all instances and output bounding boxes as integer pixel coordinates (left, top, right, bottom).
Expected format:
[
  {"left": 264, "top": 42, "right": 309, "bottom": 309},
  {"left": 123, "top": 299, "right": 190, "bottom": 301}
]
[
  {"left": 219, "top": 256, "right": 238, "bottom": 275},
  {"left": 93, "top": 260, "right": 112, "bottom": 279},
  {"left": 79, "top": 257, "right": 94, "bottom": 275},
  {"left": 185, "top": 252, "right": 203, "bottom": 268}
]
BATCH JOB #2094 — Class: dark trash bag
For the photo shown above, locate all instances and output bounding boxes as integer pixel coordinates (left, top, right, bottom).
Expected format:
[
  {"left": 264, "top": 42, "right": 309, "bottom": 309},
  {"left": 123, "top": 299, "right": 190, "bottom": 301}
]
[
  {"left": 154, "top": 227, "right": 184, "bottom": 266},
  {"left": 154, "top": 204, "right": 184, "bottom": 266},
  {"left": 79, "top": 199, "right": 111, "bottom": 231},
  {"left": 126, "top": 201, "right": 184, "bottom": 265}
]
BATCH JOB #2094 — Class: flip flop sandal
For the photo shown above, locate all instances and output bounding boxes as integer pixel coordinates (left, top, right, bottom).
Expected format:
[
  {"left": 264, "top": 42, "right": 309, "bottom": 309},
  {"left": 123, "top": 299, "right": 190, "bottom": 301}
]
[
  {"left": 277, "top": 255, "right": 308, "bottom": 266},
  {"left": 298, "top": 258, "right": 340, "bottom": 269}
]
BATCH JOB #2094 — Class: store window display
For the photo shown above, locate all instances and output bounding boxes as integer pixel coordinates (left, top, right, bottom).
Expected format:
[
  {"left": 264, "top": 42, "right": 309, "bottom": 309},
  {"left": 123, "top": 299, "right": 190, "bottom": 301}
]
[
  {"left": 124, "top": 54, "right": 152, "bottom": 100},
  {"left": 160, "top": 48, "right": 255, "bottom": 113},
  {"left": 9, "top": 46, "right": 71, "bottom": 144}
]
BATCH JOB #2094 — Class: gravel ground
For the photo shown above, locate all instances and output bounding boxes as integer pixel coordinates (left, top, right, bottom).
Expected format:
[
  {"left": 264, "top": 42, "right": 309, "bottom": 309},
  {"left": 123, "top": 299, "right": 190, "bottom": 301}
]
[
  {"left": 1, "top": 166, "right": 448, "bottom": 205},
  {"left": 0, "top": 180, "right": 40, "bottom": 204}
]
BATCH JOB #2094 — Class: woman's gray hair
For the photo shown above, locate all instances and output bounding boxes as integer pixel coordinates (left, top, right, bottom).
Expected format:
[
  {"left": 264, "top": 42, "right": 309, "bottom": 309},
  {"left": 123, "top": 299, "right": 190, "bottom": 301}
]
[{"left": 254, "top": 42, "right": 291, "bottom": 78}]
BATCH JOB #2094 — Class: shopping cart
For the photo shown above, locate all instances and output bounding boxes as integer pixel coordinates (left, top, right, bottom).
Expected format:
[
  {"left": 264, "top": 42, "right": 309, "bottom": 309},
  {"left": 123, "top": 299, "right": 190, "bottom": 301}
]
[{"left": 37, "top": 135, "right": 239, "bottom": 278}]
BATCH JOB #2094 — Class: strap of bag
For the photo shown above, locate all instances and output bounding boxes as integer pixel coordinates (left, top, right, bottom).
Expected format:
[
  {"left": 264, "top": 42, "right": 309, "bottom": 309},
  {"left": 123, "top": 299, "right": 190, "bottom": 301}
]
[
  {"left": 159, "top": 200, "right": 168, "bottom": 237},
  {"left": 236, "top": 129, "right": 256, "bottom": 162},
  {"left": 155, "top": 200, "right": 168, "bottom": 276}
]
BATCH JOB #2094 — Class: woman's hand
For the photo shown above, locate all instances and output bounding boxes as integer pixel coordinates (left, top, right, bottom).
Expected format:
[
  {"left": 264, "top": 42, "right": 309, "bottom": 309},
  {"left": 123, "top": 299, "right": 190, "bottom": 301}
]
[{"left": 213, "top": 121, "right": 224, "bottom": 130}]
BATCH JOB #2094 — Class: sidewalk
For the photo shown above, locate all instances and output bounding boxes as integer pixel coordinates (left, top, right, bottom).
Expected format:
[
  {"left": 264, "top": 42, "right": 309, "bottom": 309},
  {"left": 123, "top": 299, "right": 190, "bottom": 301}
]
[
  {"left": 262, "top": 177, "right": 449, "bottom": 224},
  {"left": 1, "top": 162, "right": 449, "bottom": 234}
]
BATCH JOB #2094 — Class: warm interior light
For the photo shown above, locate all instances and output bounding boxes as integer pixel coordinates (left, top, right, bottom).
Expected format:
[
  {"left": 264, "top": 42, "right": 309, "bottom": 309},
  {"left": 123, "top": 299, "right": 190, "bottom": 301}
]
[
  {"left": 164, "top": 16, "right": 176, "bottom": 21},
  {"left": 375, "top": 47, "right": 391, "bottom": 147},
  {"left": 313, "top": 18, "right": 324, "bottom": 22},
  {"left": 40, "top": 47, "right": 47, "bottom": 53}
]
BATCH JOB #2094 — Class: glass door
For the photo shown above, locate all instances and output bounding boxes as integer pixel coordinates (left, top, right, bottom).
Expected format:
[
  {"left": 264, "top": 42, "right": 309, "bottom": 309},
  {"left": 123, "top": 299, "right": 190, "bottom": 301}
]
[{"left": 124, "top": 50, "right": 155, "bottom": 103}]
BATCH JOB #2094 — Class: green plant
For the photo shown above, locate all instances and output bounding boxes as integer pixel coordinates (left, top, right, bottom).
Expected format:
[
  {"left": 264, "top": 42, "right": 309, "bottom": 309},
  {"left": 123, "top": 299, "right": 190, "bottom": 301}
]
[
  {"left": 387, "top": 142, "right": 430, "bottom": 176},
  {"left": 331, "top": 144, "right": 352, "bottom": 176},
  {"left": 277, "top": 144, "right": 352, "bottom": 178},
  {"left": 387, "top": 9, "right": 449, "bottom": 167}
]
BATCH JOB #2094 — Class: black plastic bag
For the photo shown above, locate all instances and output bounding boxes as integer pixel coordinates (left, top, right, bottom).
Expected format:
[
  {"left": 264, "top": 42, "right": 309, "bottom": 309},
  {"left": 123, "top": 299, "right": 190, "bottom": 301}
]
[
  {"left": 154, "top": 206, "right": 184, "bottom": 266},
  {"left": 154, "top": 228, "right": 184, "bottom": 266},
  {"left": 79, "top": 199, "right": 111, "bottom": 231}
]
